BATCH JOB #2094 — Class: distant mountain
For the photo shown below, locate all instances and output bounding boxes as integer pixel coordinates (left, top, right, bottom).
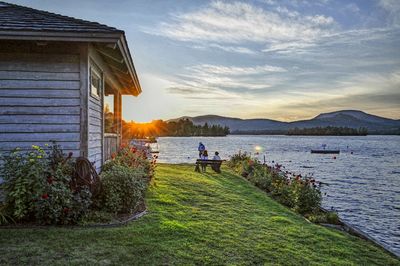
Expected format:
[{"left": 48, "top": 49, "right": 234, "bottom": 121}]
[{"left": 170, "top": 110, "right": 400, "bottom": 134}]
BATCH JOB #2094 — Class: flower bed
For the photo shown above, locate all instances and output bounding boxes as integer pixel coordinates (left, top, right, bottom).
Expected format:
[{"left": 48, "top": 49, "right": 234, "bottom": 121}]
[
  {"left": 0, "top": 144, "right": 156, "bottom": 226},
  {"left": 228, "top": 152, "right": 339, "bottom": 224}
]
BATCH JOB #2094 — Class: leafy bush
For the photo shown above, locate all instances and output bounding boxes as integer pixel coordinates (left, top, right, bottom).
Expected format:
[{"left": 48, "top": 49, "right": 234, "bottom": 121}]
[
  {"left": 326, "top": 211, "right": 340, "bottom": 224},
  {"left": 271, "top": 176, "right": 296, "bottom": 208},
  {"left": 293, "top": 180, "right": 321, "bottom": 215},
  {"left": 102, "top": 145, "right": 155, "bottom": 180},
  {"left": 228, "top": 152, "right": 322, "bottom": 217},
  {"left": 99, "top": 165, "right": 148, "bottom": 214},
  {"left": 0, "top": 146, "right": 48, "bottom": 220},
  {"left": 247, "top": 164, "right": 272, "bottom": 191},
  {"left": 34, "top": 179, "right": 91, "bottom": 225},
  {"left": 0, "top": 144, "right": 91, "bottom": 225},
  {"left": 227, "top": 152, "right": 253, "bottom": 175}
]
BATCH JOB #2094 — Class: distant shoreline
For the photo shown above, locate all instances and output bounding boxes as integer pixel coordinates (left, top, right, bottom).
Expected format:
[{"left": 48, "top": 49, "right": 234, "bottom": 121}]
[{"left": 156, "top": 134, "right": 400, "bottom": 137}]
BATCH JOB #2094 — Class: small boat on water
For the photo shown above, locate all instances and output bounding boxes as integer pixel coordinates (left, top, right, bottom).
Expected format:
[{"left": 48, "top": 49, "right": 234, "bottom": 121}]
[
  {"left": 311, "top": 149, "right": 340, "bottom": 154},
  {"left": 311, "top": 144, "right": 340, "bottom": 154}
]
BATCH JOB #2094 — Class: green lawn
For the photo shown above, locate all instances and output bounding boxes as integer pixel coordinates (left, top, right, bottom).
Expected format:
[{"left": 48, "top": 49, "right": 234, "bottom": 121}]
[{"left": 0, "top": 164, "right": 398, "bottom": 265}]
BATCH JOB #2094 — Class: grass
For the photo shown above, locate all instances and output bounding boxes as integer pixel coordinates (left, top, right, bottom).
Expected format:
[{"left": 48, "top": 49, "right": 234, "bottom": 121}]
[{"left": 0, "top": 164, "right": 398, "bottom": 265}]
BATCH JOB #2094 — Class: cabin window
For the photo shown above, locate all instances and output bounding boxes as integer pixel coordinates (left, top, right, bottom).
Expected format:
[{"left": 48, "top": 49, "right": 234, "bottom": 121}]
[
  {"left": 104, "top": 93, "right": 116, "bottom": 133},
  {"left": 90, "top": 68, "right": 102, "bottom": 98}
]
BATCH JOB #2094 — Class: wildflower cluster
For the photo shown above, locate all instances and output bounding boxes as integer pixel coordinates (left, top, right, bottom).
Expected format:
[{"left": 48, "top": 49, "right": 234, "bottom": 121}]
[
  {"left": 104, "top": 144, "right": 156, "bottom": 180},
  {"left": 228, "top": 152, "right": 322, "bottom": 215}
]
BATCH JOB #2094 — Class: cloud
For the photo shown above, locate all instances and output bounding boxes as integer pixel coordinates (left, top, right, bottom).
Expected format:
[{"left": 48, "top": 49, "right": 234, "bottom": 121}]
[
  {"left": 378, "top": 0, "right": 400, "bottom": 26},
  {"left": 262, "top": 41, "right": 316, "bottom": 53},
  {"left": 193, "top": 43, "right": 257, "bottom": 54},
  {"left": 263, "top": 27, "right": 399, "bottom": 55},
  {"left": 187, "top": 64, "right": 286, "bottom": 75},
  {"left": 176, "top": 63, "right": 287, "bottom": 91},
  {"left": 147, "top": 1, "right": 335, "bottom": 45},
  {"left": 165, "top": 62, "right": 289, "bottom": 109},
  {"left": 263, "top": 0, "right": 330, "bottom": 8}
]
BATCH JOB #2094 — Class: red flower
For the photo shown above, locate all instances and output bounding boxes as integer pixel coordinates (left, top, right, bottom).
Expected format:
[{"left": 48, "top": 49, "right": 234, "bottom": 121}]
[
  {"left": 47, "top": 176, "right": 53, "bottom": 184},
  {"left": 63, "top": 207, "right": 70, "bottom": 213},
  {"left": 41, "top": 194, "right": 49, "bottom": 199},
  {"left": 120, "top": 143, "right": 128, "bottom": 149}
]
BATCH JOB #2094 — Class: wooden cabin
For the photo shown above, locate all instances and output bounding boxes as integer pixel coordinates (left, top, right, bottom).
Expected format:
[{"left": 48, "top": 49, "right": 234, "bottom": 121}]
[{"left": 0, "top": 2, "right": 142, "bottom": 171}]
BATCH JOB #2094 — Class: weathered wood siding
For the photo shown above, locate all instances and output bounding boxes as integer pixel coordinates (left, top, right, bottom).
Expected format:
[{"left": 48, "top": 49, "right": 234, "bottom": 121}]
[
  {"left": 0, "top": 43, "right": 81, "bottom": 155},
  {"left": 88, "top": 73, "right": 103, "bottom": 170}
]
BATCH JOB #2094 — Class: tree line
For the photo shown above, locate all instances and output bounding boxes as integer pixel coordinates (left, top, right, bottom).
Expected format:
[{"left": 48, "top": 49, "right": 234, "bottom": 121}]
[
  {"left": 287, "top": 126, "right": 368, "bottom": 136},
  {"left": 122, "top": 119, "right": 230, "bottom": 140}
]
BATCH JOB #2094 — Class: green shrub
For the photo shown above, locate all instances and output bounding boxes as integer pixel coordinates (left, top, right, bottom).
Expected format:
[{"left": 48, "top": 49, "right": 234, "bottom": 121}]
[
  {"left": 326, "top": 211, "right": 340, "bottom": 224},
  {"left": 0, "top": 146, "right": 48, "bottom": 220},
  {"left": 34, "top": 177, "right": 92, "bottom": 225},
  {"left": 274, "top": 185, "right": 296, "bottom": 208},
  {"left": 0, "top": 144, "right": 92, "bottom": 225},
  {"left": 293, "top": 180, "right": 321, "bottom": 215},
  {"left": 99, "top": 165, "right": 148, "bottom": 214},
  {"left": 247, "top": 164, "right": 272, "bottom": 191},
  {"left": 227, "top": 152, "right": 252, "bottom": 169}
]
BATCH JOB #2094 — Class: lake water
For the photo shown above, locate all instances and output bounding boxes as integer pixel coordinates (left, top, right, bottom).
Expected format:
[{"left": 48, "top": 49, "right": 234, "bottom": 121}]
[{"left": 157, "top": 135, "right": 400, "bottom": 256}]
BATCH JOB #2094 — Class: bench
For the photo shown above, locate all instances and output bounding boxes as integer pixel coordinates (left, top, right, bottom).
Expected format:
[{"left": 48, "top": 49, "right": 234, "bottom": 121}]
[{"left": 195, "top": 159, "right": 225, "bottom": 173}]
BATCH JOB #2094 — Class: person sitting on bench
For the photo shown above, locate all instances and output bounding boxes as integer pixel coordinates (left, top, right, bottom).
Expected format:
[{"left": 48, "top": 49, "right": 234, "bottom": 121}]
[
  {"left": 200, "top": 150, "right": 208, "bottom": 172},
  {"left": 213, "top": 151, "right": 221, "bottom": 160},
  {"left": 211, "top": 151, "right": 221, "bottom": 173}
]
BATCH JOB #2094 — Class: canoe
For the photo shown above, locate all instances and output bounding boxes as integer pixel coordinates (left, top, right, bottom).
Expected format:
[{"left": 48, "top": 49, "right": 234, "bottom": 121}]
[{"left": 311, "top": 150, "right": 340, "bottom": 154}]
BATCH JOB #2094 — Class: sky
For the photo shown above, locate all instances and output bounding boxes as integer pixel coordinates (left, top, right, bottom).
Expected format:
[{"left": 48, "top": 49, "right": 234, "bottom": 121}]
[{"left": 11, "top": 0, "right": 400, "bottom": 122}]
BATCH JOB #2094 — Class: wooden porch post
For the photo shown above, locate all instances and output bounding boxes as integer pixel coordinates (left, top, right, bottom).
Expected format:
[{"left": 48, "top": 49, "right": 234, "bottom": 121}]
[
  {"left": 79, "top": 44, "right": 89, "bottom": 157},
  {"left": 114, "top": 92, "right": 122, "bottom": 147}
]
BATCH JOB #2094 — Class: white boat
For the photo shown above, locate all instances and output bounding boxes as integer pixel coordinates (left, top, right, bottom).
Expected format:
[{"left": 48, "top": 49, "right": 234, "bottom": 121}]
[{"left": 130, "top": 138, "right": 160, "bottom": 158}]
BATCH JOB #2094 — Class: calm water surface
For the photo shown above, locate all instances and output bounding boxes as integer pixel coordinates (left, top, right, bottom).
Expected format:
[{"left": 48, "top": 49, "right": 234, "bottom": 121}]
[{"left": 157, "top": 135, "right": 400, "bottom": 256}]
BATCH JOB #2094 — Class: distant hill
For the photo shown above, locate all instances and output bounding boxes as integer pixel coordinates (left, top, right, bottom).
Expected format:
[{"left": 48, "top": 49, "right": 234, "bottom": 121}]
[{"left": 170, "top": 110, "right": 400, "bottom": 134}]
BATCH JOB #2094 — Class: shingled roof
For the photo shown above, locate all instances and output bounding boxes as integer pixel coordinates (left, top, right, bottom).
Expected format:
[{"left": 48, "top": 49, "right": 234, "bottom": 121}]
[
  {"left": 0, "top": 1, "right": 141, "bottom": 96},
  {"left": 0, "top": 1, "right": 121, "bottom": 33}
]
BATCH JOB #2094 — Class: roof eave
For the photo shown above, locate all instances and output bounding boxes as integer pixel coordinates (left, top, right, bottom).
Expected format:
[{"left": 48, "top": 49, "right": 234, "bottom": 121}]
[
  {"left": 117, "top": 35, "right": 142, "bottom": 96},
  {"left": 0, "top": 30, "right": 122, "bottom": 42}
]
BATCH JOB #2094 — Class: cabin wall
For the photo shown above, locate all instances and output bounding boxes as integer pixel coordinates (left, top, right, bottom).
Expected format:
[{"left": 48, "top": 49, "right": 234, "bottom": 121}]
[
  {"left": 87, "top": 63, "right": 103, "bottom": 171},
  {"left": 88, "top": 46, "right": 124, "bottom": 171},
  {"left": 0, "top": 41, "right": 84, "bottom": 156}
]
